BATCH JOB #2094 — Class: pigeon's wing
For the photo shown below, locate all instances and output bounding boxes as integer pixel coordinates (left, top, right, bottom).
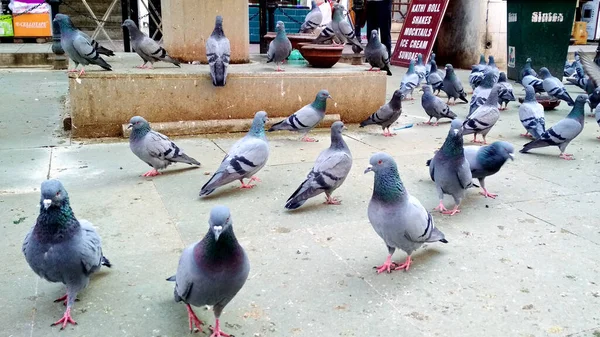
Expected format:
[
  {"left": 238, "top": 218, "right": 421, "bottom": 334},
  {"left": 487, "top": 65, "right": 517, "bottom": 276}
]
[
  {"left": 291, "top": 105, "right": 324, "bottom": 129},
  {"left": 580, "top": 51, "right": 600, "bottom": 87},
  {"left": 143, "top": 130, "right": 196, "bottom": 165},
  {"left": 456, "top": 159, "right": 473, "bottom": 189},
  {"left": 540, "top": 118, "right": 582, "bottom": 145},
  {"left": 313, "top": 23, "right": 335, "bottom": 44},
  {"left": 135, "top": 36, "right": 167, "bottom": 61},
  {"left": 464, "top": 105, "right": 498, "bottom": 132},
  {"left": 78, "top": 220, "right": 103, "bottom": 276},
  {"left": 300, "top": 8, "right": 322, "bottom": 32},
  {"left": 403, "top": 195, "right": 445, "bottom": 243},
  {"left": 206, "top": 37, "right": 231, "bottom": 85},
  {"left": 71, "top": 34, "right": 100, "bottom": 63}
]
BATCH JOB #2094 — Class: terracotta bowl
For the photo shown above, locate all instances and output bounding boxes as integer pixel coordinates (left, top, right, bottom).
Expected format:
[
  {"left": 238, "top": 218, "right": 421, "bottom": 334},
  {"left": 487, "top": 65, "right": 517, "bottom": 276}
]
[
  {"left": 298, "top": 43, "right": 344, "bottom": 68},
  {"left": 263, "top": 32, "right": 316, "bottom": 51},
  {"left": 518, "top": 95, "right": 561, "bottom": 111}
]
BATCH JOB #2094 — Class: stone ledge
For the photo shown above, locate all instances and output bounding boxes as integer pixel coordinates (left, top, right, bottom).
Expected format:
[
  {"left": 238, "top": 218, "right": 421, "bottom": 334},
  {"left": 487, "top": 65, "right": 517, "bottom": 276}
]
[{"left": 0, "top": 52, "right": 68, "bottom": 69}]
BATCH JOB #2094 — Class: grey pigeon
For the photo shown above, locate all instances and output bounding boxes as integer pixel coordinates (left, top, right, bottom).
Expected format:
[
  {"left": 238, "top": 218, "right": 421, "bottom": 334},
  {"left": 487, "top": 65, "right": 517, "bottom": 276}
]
[
  {"left": 268, "top": 89, "right": 332, "bottom": 142},
  {"left": 596, "top": 105, "right": 600, "bottom": 140},
  {"left": 359, "top": 89, "right": 403, "bottom": 136},
  {"left": 468, "top": 54, "right": 487, "bottom": 90},
  {"left": 22, "top": 179, "right": 111, "bottom": 329},
  {"left": 497, "top": 72, "right": 516, "bottom": 110},
  {"left": 540, "top": 67, "right": 575, "bottom": 106},
  {"left": 578, "top": 51, "right": 600, "bottom": 111},
  {"left": 519, "top": 85, "right": 546, "bottom": 139},
  {"left": 468, "top": 71, "right": 496, "bottom": 117},
  {"left": 426, "top": 120, "right": 474, "bottom": 215},
  {"left": 53, "top": 14, "right": 111, "bottom": 75},
  {"left": 521, "top": 74, "right": 545, "bottom": 94},
  {"left": 463, "top": 84, "right": 501, "bottom": 144},
  {"left": 267, "top": 21, "right": 292, "bottom": 72},
  {"left": 426, "top": 59, "right": 444, "bottom": 95},
  {"left": 520, "top": 57, "right": 537, "bottom": 79},
  {"left": 285, "top": 121, "right": 352, "bottom": 209},
  {"left": 330, "top": 4, "right": 363, "bottom": 51},
  {"left": 464, "top": 141, "right": 515, "bottom": 199},
  {"left": 564, "top": 52, "right": 580, "bottom": 77},
  {"left": 299, "top": 0, "right": 323, "bottom": 34},
  {"left": 200, "top": 111, "right": 269, "bottom": 196},
  {"left": 420, "top": 85, "right": 457, "bottom": 126},
  {"left": 312, "top": 20, "right": 336, "bottom": 44},
  {"left": 122, "top": 19, "right": 180, "bottom": 69},
  {"left": 442, "top": 64, "right": 469, "bottom": 105},
  {"left": 206, "top": 15, "right": 231, "bottom": 86},
  {"left": 128, "top": 116, "right": 201, "bottom": 177},
  {"left": 414, "top": 54, "right": 427, "bottom": 83},
  {"left": 520, "top": 95, "right": 587, "bottom": 160},
  {"left": 486, "top": 55, "right": 500, "bottom": 83},
  {"left": 365, "top": 152, "right": 448, "bottom": 273},
  {"left": 565, "top": 66, "right": 588, "bottom": 91},
  {"left": 399, "top": 59, "right": 420, "bottom": 100},
  {"left": 425, "top": 52, "right": 438, "bottom": 78},
  {"left": 60, "top": 15, "right": 114, "bottom": 57},
  {"left": 365, "top": 30, "right": 391, "bottom": 75},
  {"left": 167, "top": 205, "right": 249, "bottom": 335}
]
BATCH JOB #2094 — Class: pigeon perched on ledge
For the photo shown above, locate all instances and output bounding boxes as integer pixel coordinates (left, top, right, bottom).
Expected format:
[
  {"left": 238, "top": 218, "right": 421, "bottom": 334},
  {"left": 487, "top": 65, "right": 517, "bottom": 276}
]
[
  {"left": 122, "top": 19, "right": 181, "bottom": 69},
  {"left": 206, "top": 15, "right": 231, "bottom": 86}
]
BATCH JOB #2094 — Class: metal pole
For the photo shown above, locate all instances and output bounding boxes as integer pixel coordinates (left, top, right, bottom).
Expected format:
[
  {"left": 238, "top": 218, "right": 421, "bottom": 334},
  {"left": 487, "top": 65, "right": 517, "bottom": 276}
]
[
  {"left": 259, "top": 0, "right": 268, "bottom": 53},
  {"left": 48, "top": 0, "right": 64, "bottom": 55}
]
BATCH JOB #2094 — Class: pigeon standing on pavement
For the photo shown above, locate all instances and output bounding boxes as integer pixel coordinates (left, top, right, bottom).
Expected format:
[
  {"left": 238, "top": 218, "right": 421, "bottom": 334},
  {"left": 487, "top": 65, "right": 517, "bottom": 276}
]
[
  {"left": 128, "top": 116, "right": 201, "bottom": 177},
  {"left": 519, "top": 85, "right": 546, "bottom": 139},
  {"left": 497, "top": 72, "right": 516, "bottom": 110},
  {"left": 299, "top": 0, "right": 323, "bottom": 34},
  {"left": 122, "top": 19, "right": 180, "bottom": 69},
  {"left": 442, "top": 64, "right": 469, "bottom": 105},
  {"left": 200, "top": 111, "right": 269, "bottom": 196},
  {"left": 464, "top": 141, "right": 515, "bottom": 199},
  {"left": 520, "top": 95, "right": 587, "bottom": 160},
  {"left": 540, "top": 67, "right": 575, "bottom": 106},
  {"left": 22, "top": 179, "right": 111, "bottom": 329},
  {"left": 521, "top": 73, "right": 545, "bottom": 94},
  {"left": 269, "top": 89, "right": 332, "bottom": 142},
  {"left": 420, "top": 85, "right": 457, "bottom": 126},
  {"left": 206, "top": 15, "right": 231, "bottom": 86},
  {"left": 167, "top": 205, "right": 249, "bottom": 336},
  {"left": 427, "top": 120, "right": 473, "bottom": 215},
  {"left": 426, "top": 60, "right": 444, "bottom": 95},
  {"left": 521, "top": 57, "right": 537, "bottom": 79},
  {"left": 566, "top": 66, "right": 588, "bottom": 91},
  {"left": 365, "top": 30, "right": 391, "bottom": 75},
  {"left": 425, "top": 52, "right": 439, "bottom": 78},
  {"left": 53, "top": 14, "right": 112, "bottom": 75},
  {"left": 267, "top": 21, "right": 292, "bottom": 72},
  {"left": 285, "top": 121, "right": 352, "bottom": 209},
  {"left": 399, "top": 59, "right": 420, "bottom": 100},
  {"left": 414, "top": 54, "right": 427, "bottom": 83},
  {"left": 486, "top": 55, "right": 500, "bottom": 83},
  {"left": 468, "top": 71, "right": 496, "bottom": 117},
  {"left": 360, "top": 89, "right": 403, "bottom": 136},
  {"left": 469, "top": 54, "right": 487, "bottom": 90},
  {"left": 463, "top": 84, "right": 502, "bottom": 144},
  {"left": 365, "top": 152, "right": 448, "bottom": 273}
]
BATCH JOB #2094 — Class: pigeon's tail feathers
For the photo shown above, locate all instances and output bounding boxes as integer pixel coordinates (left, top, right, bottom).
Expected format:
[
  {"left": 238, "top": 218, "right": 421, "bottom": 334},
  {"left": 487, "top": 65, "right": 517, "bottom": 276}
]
[
  {"left": 96, "top": 45, "right": 115, "bottom": 57},
  {"left": 446, "top": 109, "right": 458, "bottom": 119},
  {"left": 95, "top": 56, "right": 112, "bottom": 71},
  {"left": 166, "top": 275, "right": 176, "bottom": 282},
  {"left": 200, "top": 171, "right": 227, "bottom": 196},
  {"left": 439, "top": 238, "right": 449, "bottom": 243},
  {"left": 520, "top": 138, "right": 549, "bottom": 153},
  {"left": 359, "top": 116, "right": 376, "bottom": 127},
  {"left": 268, "top": 119, "right": 291, "bottom": 131},
  {"left": 427, "top": 226, "right": 446, "bottom": 243},
  {"left": 425, "top": 159, "right": 432, "bottom": 166},
  {"left": 101, "top": 256, "right": 112, "bottom": 268},
  {"left": 459, "top": 92, "right": 469, "bottom": 103},
  {"left": 211, "top": 59, "right": 226, "bottom": 86},
  {"left": 383, "top": 65, "right": 392, "bottom": 76},
  {"left": 285, "top": 180, "right": 318, "bottom": 210},
  {"left": 163, "top": 55, "right": 181, "bottom": 67},
  {"left": 566, "top": 78, "right": 579, "bottom": 86},
  {"left": 174, "top": 153, "right": 201, "bottom": 166}
]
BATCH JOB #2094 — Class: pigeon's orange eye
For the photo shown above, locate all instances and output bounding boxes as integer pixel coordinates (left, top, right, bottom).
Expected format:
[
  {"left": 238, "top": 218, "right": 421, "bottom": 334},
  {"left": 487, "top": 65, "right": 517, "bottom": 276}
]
[{"left": 378, "top": 160, "right": 382, "bottom": 164}]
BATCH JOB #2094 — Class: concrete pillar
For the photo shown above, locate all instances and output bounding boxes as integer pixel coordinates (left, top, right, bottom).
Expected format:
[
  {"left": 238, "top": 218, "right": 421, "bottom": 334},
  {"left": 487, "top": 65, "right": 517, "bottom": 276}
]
[
  {"left": 161, "top": 0, "right": 249, "bottom": 63},
  {"left": 435, "top": 0, "right": 482, "bottom": 69}
]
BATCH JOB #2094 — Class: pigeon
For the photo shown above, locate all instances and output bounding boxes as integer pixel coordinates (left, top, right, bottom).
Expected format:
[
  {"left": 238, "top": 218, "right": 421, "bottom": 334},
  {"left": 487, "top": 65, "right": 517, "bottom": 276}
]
[
  {"left": 426, "top": 59, "right": 444, "bottom": 95},
  {"left": 285, "top": 121, "right": 352, "bottom": 209},
  {"left": 427, "top": 119, "right": 474, "bottom": 215},
  {"left": 365, "top": 152, "right": 448, "bottom": 273},
  {"left": 473, "top": 54, "right": 487, "bottom": 72},
  {"left": 268, "top": 89, "right": 332, "bottom": 142},
  {"left": 468, "top": 71, "right": 496, "bottom": 117},
  {"left": 442, "top": 64, "right": 469, "bottom": 105},
  {"left": 468, "top": 54, "right": 487, "bottom": 90},
  {"left": 53, "top": 14, "right": 111, "bottom": 76},
  {"left": 299, "top": 0, "right": 323, "bottom": 34},
  {"left": 520, "top": 57, "right": 537, "bottom": 79},
  {"left": 486, "top": 55, "right": 500, "bottom": 82},
  {"left": 540, "top": 67, "right": 575, "bottom": 106},
  {"left": 267, "top": 21, "right": 292, "bottom": 72},
  {"left": 520, "top": 94, "right": 587, "bottom": 160},
  {"left": 200, "top": 111, "right": 269, "bottom": 196},
  {"left": 399, "top": 59, "right": 420, "bottom": 100},
  {"left": 590, "top": 87, "right": 600, "bottom": 112},
  {"left": 463, "top": 84, "right": 502, "bottom": 144},
  {"left": 128, "top": 116, "right": 201, "bottom": 177},
  {"left": 167, "top": 205, "right": 249, "bottom": 336},
  {"left": 206, "top": 15, "right": 231, "bottom": 86},
  {"left": 22, "top": 179, "right": 111, "bottom": 329},
  {"left": 578, "top": 51, "right": 600, "bottom": 111},
  {"left": 330, "top": 3, "right": 363, "bottom": 51},
  {"left": 360, "top": 89, "right": 403, "bottom": 136},
  {"left": 312, "top": 20, "right": 336, "bottom": 44},
  {"left": 60, "top": 15, "right": 114, "bottom": 57},
  {"left": 414, "top": 54, "right": 427, "bottom": 83},
  {"left": 565, "top": 65, "right": 587, "bottom": 89},
  {"left": 463, "top": 141, "right": 515, "bottom": 199},
  {"left": 497, "top": 72, "right": 516, "bottom": 110},
  {"left": 425, "top": 52, "right": 438, "bottom": 78},
  {"left": 365, "top": 30, "right": 391, "bottom": 75},
  {"left": 521, "top": 74, "right": 545, "bottom": 94},
  {"left": 420, "top": 85, "right": 457, "bottom": 126},
  {"left": 519, "top": 85, "right": 546, "bottom": 139},
  {"left": 564, "top": 52, "right": 580, "bottom": 77},
  {"left": 122, "top": 19, "right": 180, "bottom": 69},
  {"left": 596, "top": 105, "right": 600, "bottom": 140}
]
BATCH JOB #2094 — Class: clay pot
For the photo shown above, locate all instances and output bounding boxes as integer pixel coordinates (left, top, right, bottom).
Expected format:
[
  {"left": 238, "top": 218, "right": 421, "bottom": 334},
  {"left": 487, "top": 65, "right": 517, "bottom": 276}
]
[
  {"left": 518, "top": 95, "right": 561, "bottom": 110},
  {"left": 297, "top": 43, "right": 344, "bottom": 68},
  {"left": 263, "top": 32, "right": 316, "bottom": 51}
]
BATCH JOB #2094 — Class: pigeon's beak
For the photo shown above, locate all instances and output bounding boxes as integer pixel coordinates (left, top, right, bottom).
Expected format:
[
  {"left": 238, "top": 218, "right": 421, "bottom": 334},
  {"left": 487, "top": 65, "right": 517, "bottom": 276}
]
[
  {"left": 43, "top": 199, "right": 52, "bottom": 210},
  {"left": 364, "top": 166, "right": 373, "bottom": 174},
  {"left": 508, "top": 152, "right": 515, "bottom": 161},
  {"left": 328, "top": 95, "right": 334, "bottom": 101},
  {"left": 212, "top": 225, "right": 223, "bottom": 241},
  {"left": 127, "top": 123, "right": 133, "bottom": 129}
]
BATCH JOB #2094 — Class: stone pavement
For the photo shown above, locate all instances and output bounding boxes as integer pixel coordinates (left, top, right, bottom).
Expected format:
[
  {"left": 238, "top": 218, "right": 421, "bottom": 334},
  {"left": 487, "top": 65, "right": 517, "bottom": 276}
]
[{"left": 1, "top": 65, "right": 600, "bottom": 337}]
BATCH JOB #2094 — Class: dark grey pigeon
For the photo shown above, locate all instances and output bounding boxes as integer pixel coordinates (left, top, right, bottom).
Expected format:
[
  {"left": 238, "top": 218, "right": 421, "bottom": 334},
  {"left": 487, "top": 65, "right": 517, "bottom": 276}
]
[
  {"left": 497, "top": 72, "right": 516, "bottom": 110},
  {"left": 128, "top": 116, "right": 201, "bottom": 177},
  {"left": 420, "top": 85, "right": 456, "bottom": 126},
  {"left": 540, "top": 67, "right": 575, "bottom": 106},
  {"left": 520, "top": 94, "right": 587, "bottom": 160},
  {"left": 167, "top": 205, "right": 249, "bottom": 335},
  {"left": 53, "top": 14, "right": 111, "bottom": 76},
  {"left": 267, "top": 21, "right": 292, "bottom": 71},
  {"left": 200, "top": 111, "right": 269, "bottom": 196},
  {"left": 468, "top": 71, "right": 496, "bottom": 117},
  {"left": 464, "top": 141, "right": 515, "bottom": 199},
  {"left": 122, "top": 19, "right": 180, "bottom": 68},
  {"left": 463, "top": 84, "right": 501, "bottom": 144},
  {"left": 520, "top": 57, "right": 537, "bottom": 79},
  {"left": 427, "top": 119, "right": 474, "bottom": 216},
  {"left": 206, "top": 15, "right": 231, "bottom": 86},
  {"left": 22, "top": 179, "right": 111, "bottom": 329},
  {"left": 442, "top": 64, "right": 469, "bottom": 105},
  {"left": 365, "top": 152, "right": 448, "bottom": 273},
  {"left": 299, "top": 0, "right": 323, "bottom": 34},
  {"left": 269, "top": 89, "right": 332, "bottom": 142},
  {"left": 519, "top": 85, "right": 546, "bottom": 139},
  {"left": 426, "top": 59, "right": 444, "bottom": 95},
  {"left": 359, "top": 89, "right": 403, "bottom": 136},
  {"left": 285, "top": 122, "right": 352, "bottom": 209},
  {"left": 365, "top": 30, "right": 391, "bottom": 75}
]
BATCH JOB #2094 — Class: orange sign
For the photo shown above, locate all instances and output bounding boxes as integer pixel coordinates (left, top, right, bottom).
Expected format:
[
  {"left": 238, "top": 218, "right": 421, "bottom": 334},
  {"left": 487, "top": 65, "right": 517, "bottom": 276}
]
[{"left": 13, "top": 13, "right": 52, "bottom": 37}]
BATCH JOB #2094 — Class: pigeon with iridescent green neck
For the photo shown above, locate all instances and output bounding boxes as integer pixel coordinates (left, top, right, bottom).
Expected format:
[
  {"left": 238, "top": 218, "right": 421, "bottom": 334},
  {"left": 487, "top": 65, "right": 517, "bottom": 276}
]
[
  {"left": 468, "top": 71, "right": 496, "bottom": 117},
  {"left": 267, "top": 21, "right": 292, "bottom": 72},
  {"left": 540, "top": 67, "right": 575, "bottom": 106}
]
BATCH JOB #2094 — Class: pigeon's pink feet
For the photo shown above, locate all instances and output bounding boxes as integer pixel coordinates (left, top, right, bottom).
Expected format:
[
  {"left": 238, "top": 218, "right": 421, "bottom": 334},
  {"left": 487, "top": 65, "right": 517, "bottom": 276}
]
[
  {"left": 78, "top": 68, "right": 86, "bottom": 77},
  {"left": 67, "top": 69, "right": 78, "bottom": 73},
  {"left": 433, "top": 122, "right": 440, "bottom": 126},
  {"left": 209, "top": 319, "right": 231, "bottom": 337},
  {"left": 520, "top": 133, "right": 533, "bottom": 139},
  {"left": 53, "top": 294, "right": 68, "bottom": 304},
  {"left": 185, "top": 304, "right": 204, "bottom": 333},
  {"left": 559, "top": 153, "right": 575, "bottom": 160},
  {"left": 382, "top": 130, "right": 396, "bottom": 137},
  {"left": 434, "top": 201, "right": 448, "bottom": 213},
  {"left": 142, "top": 169, "right": 160, "bottom": 177},
  {"left": 420, "top": 121, "right": 432, "bottom": 126},
  {"left": 249, "top": 176, "right": 262, "bottom": 183},
  {"left": 393, "top": 256, "right": 412, "bottom": 271},
  {"left": 366, "top": 67, "right": 375, "bottom": 71},
  {"left": 324, "top": 195, "right": 341, "bottom": 205},
  {"left": 480, "top": 188, "right": 497, "bottom": 199},
  {"left": 301, "top": 136, "right": 317, "bottom": 142},
  {"left": 442, "top": 205, "right": 461, "bottom": 216},
  {"left": 276, "top": 65, "right": 285, "bottom": 72},
  {"left": 472, "top": 138, "right": 485, "bottom": 144},
  {"left": 374, "top": 254, "right": 398, "bottom": 274},
  {"left": 51, "top": 308, "right": 77, "bottom": 330},
  {"left": 239, "top": 180, "right": 256, "bottom": 189}
]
